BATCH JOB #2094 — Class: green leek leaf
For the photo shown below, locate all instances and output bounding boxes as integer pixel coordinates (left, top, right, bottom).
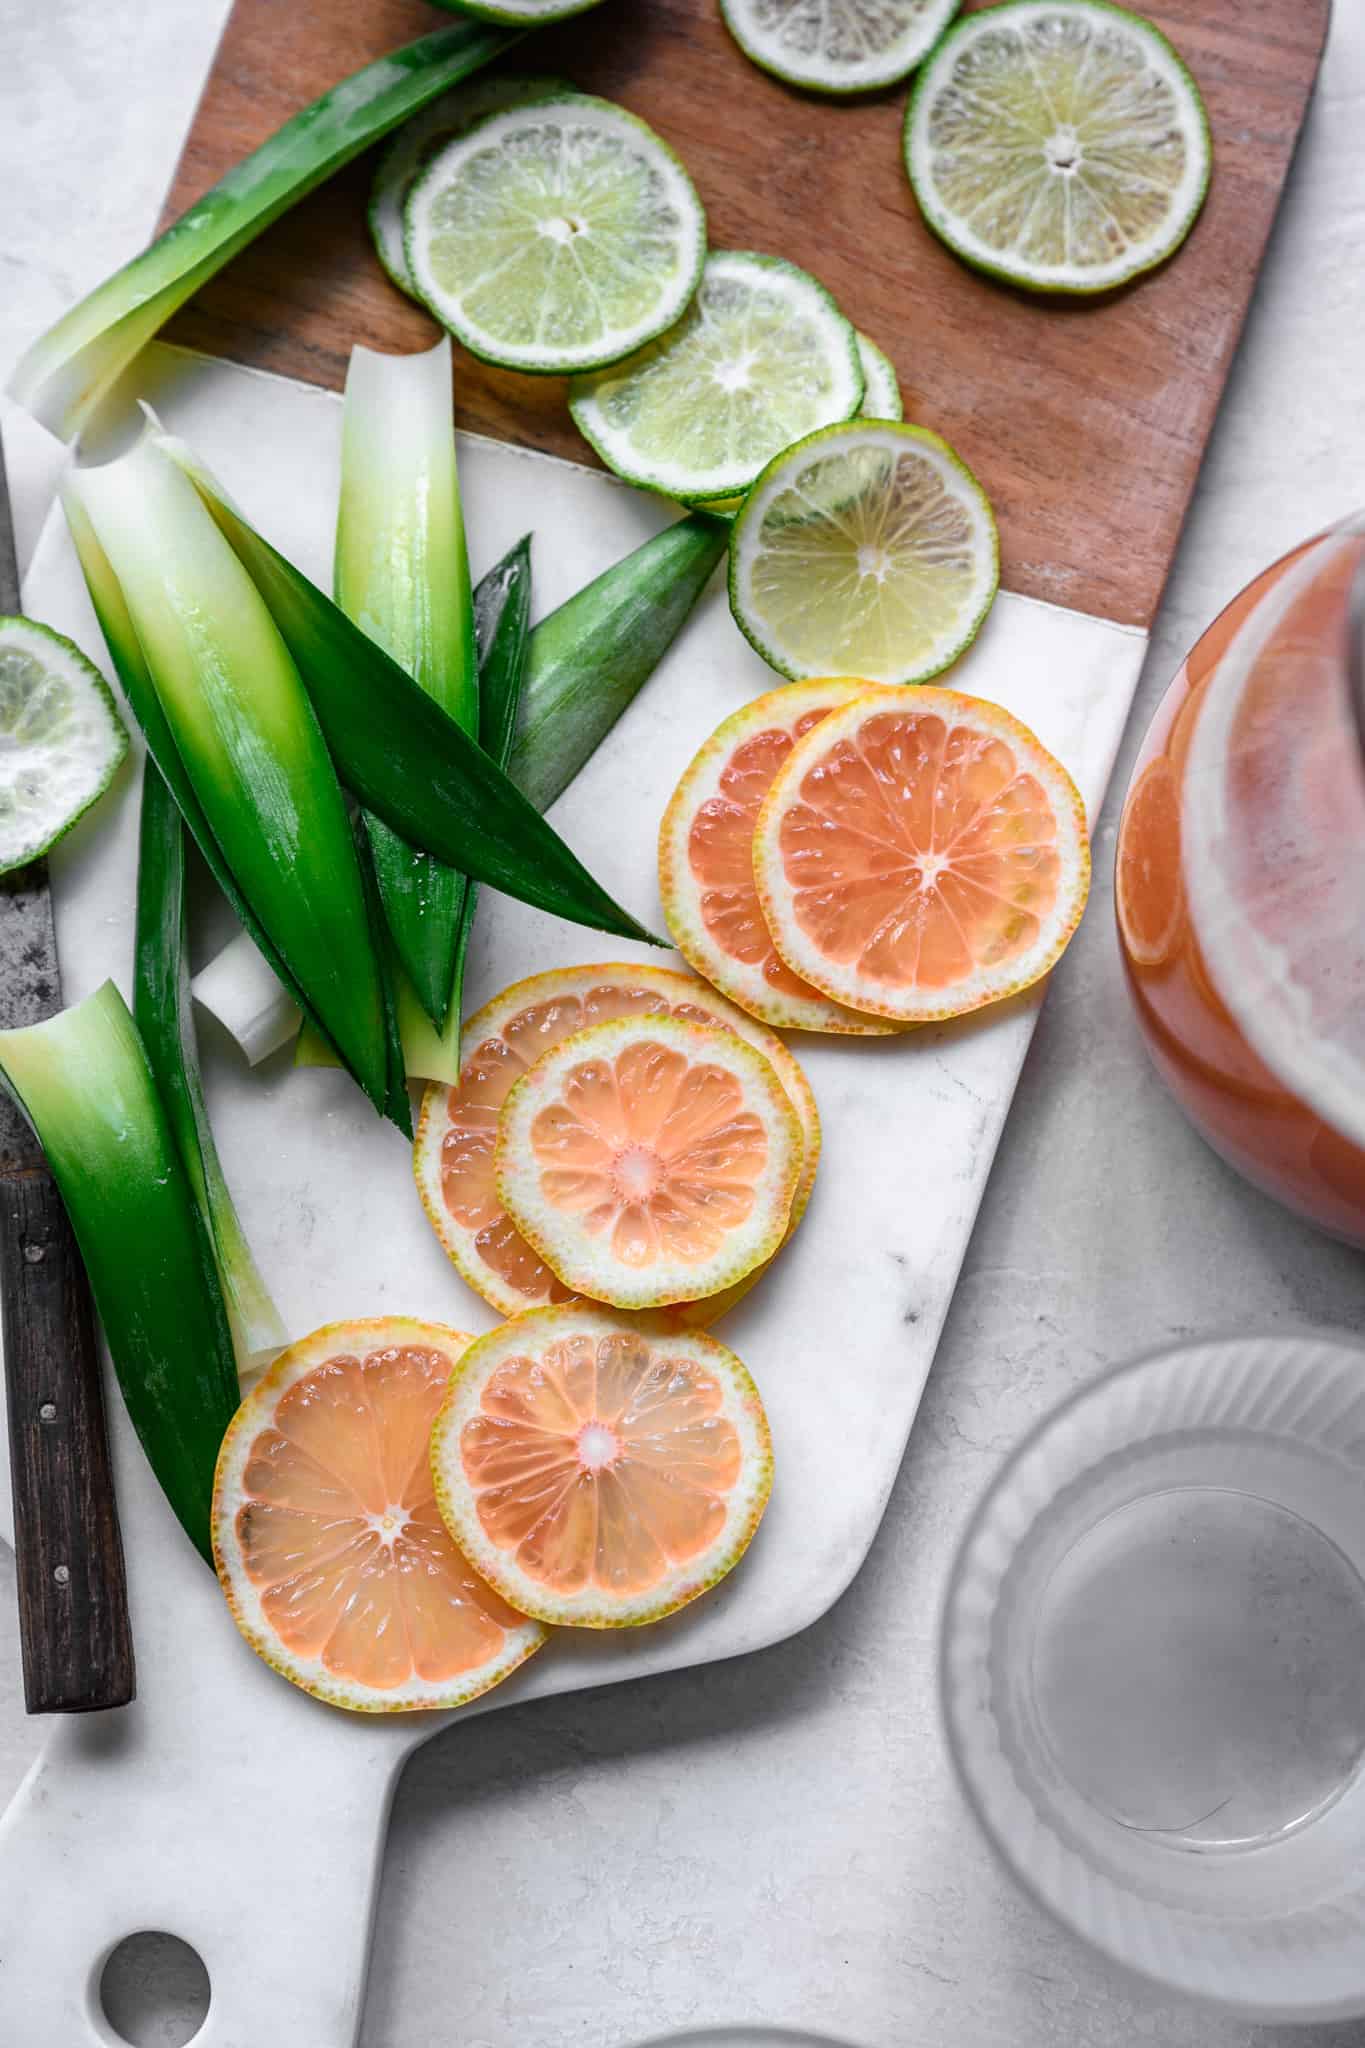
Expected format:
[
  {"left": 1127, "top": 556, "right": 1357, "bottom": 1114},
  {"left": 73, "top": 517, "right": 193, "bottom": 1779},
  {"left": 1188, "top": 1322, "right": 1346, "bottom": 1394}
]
[
  {"left": 510, "top": 511, "right": 728, "bottom": 812},
  {"left": 135, "top": 760, "right": 287, "bottom": 1378},
  {"left": 66, "top": 431, "right": 399, "bottom": 1122},
  {"left": 0, "top": 982, "right": 239, "bottom": 1561},
  {"left": 448, "top": 530, "right": 535, "bottom": 1042},
  {"left": 9, "top": 24, "right": 517, "bottom": 441},
  {"left": 295, "top": 534, "right": 534, "bottom": 1084},
  {"left": 177, "top": 455, "right": 663, "bottom": 949}
]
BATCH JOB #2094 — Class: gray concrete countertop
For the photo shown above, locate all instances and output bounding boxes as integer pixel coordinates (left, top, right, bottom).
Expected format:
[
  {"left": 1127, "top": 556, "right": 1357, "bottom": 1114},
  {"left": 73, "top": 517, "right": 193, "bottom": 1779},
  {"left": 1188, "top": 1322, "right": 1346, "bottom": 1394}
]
[{"left": 3, "top": 6, "right": 1365, "bottom": 2044}]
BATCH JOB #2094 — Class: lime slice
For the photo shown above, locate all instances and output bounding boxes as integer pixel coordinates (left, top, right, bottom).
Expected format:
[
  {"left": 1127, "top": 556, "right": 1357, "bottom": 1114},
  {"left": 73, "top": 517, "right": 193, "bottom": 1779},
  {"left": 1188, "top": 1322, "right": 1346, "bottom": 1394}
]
[
  {"left": 728, "top": 420, "right": 998, "bottom": 685},
  {"left": 405, "top": 93, "right": 706, "bottom": 374},
  {"left": 369, "top": 75, "right": 570, "bottom": 298},
  {"left": 433, "top": 0, "right": 605, "bottom": 18},
  {"left": 569, "top": 250, "right": 863, "bottom": 504},
  {"left": 856, "top": 332, "right": 903, "bottom": 420},
  {"left": 904, "top": 0, "right": 1211, "bottom": 294},
  {"left": 670, "top": 326, "right": 899, "bottom": 519},
  {"left": 0, "top": 617, "right": 128, "bottom": 872},
  {"left": 721, "top": 0, "right": 960, "bottom": 93}
]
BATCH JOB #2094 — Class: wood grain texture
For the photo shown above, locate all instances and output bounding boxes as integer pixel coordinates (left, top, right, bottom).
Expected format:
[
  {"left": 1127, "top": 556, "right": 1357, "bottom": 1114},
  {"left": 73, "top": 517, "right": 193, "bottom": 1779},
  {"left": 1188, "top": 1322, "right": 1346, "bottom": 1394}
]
[
  {"left": 0, "top": 856, "right": 135, "bottom": 1714},
  {"left": 0, "top": 1169, "right": 135, "bottom": 1714},
  {"left": 162, "top": 0, "right": 1330, "bottom": 627}
]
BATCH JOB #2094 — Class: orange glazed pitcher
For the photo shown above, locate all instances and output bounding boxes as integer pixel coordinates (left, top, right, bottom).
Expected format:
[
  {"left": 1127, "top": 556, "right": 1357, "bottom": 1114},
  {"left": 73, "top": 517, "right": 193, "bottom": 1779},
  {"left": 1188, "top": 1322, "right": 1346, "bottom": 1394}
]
[{"left": 1116, "top": 520, "right": 1365, "bottom": 1244}]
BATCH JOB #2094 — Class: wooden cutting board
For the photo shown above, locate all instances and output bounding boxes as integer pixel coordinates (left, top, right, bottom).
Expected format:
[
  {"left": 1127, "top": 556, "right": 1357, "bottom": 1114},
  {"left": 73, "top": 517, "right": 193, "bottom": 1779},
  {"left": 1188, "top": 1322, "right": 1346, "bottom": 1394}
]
[{"left": 163, "top": 0, "right": 1330, "bottom": 630}]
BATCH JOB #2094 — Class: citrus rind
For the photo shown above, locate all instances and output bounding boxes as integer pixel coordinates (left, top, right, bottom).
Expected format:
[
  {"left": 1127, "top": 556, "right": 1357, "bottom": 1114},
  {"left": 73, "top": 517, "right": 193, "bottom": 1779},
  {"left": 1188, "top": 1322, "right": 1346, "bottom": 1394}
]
[
  {"left": 495, "top": 1011, "right": 802, "bottom": 1309},
  {"left": 430, "top": 1304, "right": 773, "bottom": 1628},
  {"left": 753, "top": 685, "right": 1091, "bottom": 1021},
  {"left": 658, "top": 679, "right": 902, "bottom": 1034},
  {"left": 213, "top": 1317, "right": 547, "bottom": 1713}
]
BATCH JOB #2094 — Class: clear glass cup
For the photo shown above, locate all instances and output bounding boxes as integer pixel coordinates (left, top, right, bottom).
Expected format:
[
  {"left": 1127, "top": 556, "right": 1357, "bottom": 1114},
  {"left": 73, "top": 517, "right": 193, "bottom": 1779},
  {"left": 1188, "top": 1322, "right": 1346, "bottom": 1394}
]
[
  {"left": 1115, "top": 519, "right": 1365, "bottom": 1244},
  {"left": 941, "top": 1333, "right": 1365, "bottom": 2021}
]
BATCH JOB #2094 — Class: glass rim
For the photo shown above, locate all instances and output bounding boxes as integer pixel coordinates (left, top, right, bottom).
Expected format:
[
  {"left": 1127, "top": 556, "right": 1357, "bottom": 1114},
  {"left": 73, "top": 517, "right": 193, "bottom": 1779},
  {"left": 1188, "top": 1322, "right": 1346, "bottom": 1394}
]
[{"left": 938, "top": 1324, "right": 1365, "bottom": 2023}]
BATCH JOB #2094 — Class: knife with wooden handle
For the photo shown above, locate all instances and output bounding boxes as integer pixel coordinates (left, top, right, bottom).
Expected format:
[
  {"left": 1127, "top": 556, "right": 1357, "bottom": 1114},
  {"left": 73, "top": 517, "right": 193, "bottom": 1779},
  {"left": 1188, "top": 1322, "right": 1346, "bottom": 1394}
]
[{"left": 0, "top": 430, "right": 135, "bottom": 1713}]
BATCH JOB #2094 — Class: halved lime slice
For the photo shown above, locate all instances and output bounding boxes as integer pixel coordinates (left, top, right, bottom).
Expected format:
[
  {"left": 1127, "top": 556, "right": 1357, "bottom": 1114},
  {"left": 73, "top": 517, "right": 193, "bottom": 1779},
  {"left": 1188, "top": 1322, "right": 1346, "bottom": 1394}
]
[
  {"left": 904, "top": 0, "right": 1211, "bottom": 294},
  {"left": 0, "top": 617, "right": 128, "bottom": 872},
  {"left": 405, "top": 93, "right": 706, "bottom": 374},
  {"left": 569, "top": 250, "right": 863, "bottom": 504},
  {"left": 369, "top": 75, "right": 570, "bottom": 298},
  {"left": 721, "top": 0, "right": 961, "bottom": 93},
  {"left": 728, "top": 420, "right": 998, "bottom": 685},
  {"left": 856, "top": 332, "right": 903, "bottom": 421}
]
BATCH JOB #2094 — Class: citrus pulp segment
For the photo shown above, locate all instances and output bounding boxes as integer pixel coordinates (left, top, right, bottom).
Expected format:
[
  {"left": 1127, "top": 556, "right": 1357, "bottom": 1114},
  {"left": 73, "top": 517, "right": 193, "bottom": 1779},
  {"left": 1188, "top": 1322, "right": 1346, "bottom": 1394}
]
[
  {"left": 414, "top": 962, "right": 820, "bottom": 1319},
  {"left": 568, "top": 250, "right": 863, "bottom": 503},
  {"left": 0, "top": 617, "right": 127, "bottom": 873},
  {"left": 658, "top": 680, "right": 901, "bottom": 1033},
  {"left": 213, "top": 1318, "right": 546, "bottom": 1712},
  {"left": 753, "top": 687, "right": 1091, "bottom": 1021},
  {"left": 405, "top": 94, "right": 706, "bottom": 374},
  {"left": 856, "top": 332, "right": 903, "bottom": 421},
  {"left": 495, "top": 1012, "right": 801, "bottom": 1310},
  {"left": 904, "top": 0, "right": 1212, "bottom": 294},
  {"left": 720, "top": 0, "right": 961, "bottom": 94},
  {"left": 1116, "top": 755, "right": 1184, "bottom": 968},
  {"left": 430, "top": 1305, "right": 773, "bottom": 1627},
  {"left": 728, "top": 420, "right": 997, "bottom": 686},
  {"left": 369, "top": 75, "right": 571, "bottom": 297}
]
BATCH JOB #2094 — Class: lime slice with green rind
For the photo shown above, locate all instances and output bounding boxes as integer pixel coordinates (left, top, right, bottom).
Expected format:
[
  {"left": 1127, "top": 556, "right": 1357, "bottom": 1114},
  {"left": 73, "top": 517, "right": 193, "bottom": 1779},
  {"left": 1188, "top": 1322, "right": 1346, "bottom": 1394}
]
[
  {"left": 721, "top": 0, "right": 961, "bottom": 94},
  {"left": 0, "top": 617, "right": 128, "bottom": 872},
  {"left": 405, "top": 93, "right": 706, "bottom": 374},
  {"left": 570, "top": 250, "right": 864, "bottom": 504},
  {"left": 728, "top": 419, "right": 999, "bottom": 685},
  {"left": 904, "top": 0, "right": 1211, "bottom": 295},
  {"left": 431, "top": 0, "right": 606, "bottom": 19},
  {"left": 856, "top": 332, "right": 903, "bottom": 420},
  {"left": 369, "top": 75, "right": 571, "bottom": 298}
]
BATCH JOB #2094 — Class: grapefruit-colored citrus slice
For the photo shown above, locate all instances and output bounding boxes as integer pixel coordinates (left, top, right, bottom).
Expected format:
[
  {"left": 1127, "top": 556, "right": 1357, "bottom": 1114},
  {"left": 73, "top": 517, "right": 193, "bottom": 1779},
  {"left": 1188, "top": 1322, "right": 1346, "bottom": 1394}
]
[
  {"left": 413, "top": 963, "right": 819, "bottom": 1321},
  {"left": 659, "top": 680, "right": 900, "bottom": 1033},
  {"left": 430, "top": 1305, "right": 772, "bottom": 1627},
  {"left": 213, "top": 1318, "right": 546, "bottom": 1712},
  {"left": 1116, "top": 755, "right": 1185, "bottom": 969},
  {"left": 753, "top": 686, "right": 1090, "bottom": 1022},
  {"left": 496, "top": 1013, "right": 801, "bottom": 1310}
]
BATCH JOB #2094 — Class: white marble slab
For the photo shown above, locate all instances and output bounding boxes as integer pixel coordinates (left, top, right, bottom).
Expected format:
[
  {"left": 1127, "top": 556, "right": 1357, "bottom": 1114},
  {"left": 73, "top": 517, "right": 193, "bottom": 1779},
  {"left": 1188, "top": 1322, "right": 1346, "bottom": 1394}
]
[{"left": 0, "top": 342, "right": 1144, "bottom": 2044}]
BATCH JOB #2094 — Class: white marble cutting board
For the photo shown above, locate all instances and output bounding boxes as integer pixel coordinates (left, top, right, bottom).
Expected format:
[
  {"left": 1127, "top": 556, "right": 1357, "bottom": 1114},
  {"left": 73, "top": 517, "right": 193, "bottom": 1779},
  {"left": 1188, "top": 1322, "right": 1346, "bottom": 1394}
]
[{"left": 0, "top": 343, "right": 1145, "bottom": 2048}]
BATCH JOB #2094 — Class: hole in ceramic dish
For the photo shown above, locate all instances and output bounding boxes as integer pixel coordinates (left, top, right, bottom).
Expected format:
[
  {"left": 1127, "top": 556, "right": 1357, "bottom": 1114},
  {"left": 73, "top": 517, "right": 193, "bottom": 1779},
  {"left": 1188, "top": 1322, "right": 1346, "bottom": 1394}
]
[{"left": 99, "top": 1931, "right": 210, "bottom": 2047}]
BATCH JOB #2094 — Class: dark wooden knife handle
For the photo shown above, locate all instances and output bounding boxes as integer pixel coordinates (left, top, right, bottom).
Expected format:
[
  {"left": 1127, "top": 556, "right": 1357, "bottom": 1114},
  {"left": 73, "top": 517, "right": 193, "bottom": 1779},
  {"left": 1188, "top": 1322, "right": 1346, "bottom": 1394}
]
[{"left": 0, "top": 1166, "right": 134, "bottom": 1712}]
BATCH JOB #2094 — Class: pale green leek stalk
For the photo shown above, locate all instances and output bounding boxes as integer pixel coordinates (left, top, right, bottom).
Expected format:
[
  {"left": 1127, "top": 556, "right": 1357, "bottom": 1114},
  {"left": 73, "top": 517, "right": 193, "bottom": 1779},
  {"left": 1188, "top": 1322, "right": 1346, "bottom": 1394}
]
[
  {"left": 136, "top": 760, "right": 286, "bottom": 1379},
  {"left": 335, "top": 337, "right": 477, "bottom": 1031},
  {"left": 8, "top": 24, "right": 516, "bottom": 442},
  {"left": 295, "top": 534, "right": 533, "bottom": 1081},
  {"left": 0, "top": 982, "right": 239, "bottom": 1561},
  {"left": 65, "top": 430, "right": 404, "bottom": 1130}
]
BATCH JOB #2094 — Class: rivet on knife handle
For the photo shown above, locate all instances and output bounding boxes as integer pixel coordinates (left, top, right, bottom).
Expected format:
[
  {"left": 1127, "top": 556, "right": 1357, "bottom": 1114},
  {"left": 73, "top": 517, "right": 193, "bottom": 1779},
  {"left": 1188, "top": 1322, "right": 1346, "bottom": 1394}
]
[
  {"left": 0, "top": 1142, "right": 134, "bottom": 1712},
  {"left": 0, "top": 429, "right": 135, "bottom": 1712}
]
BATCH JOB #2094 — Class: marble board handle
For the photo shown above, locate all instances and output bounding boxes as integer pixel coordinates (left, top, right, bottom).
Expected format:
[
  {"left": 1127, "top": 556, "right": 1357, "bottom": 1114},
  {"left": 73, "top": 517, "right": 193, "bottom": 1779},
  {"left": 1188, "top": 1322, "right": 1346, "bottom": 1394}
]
[{"left": 0, "top": 1677, "right": 405, "bottom": 2044}]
